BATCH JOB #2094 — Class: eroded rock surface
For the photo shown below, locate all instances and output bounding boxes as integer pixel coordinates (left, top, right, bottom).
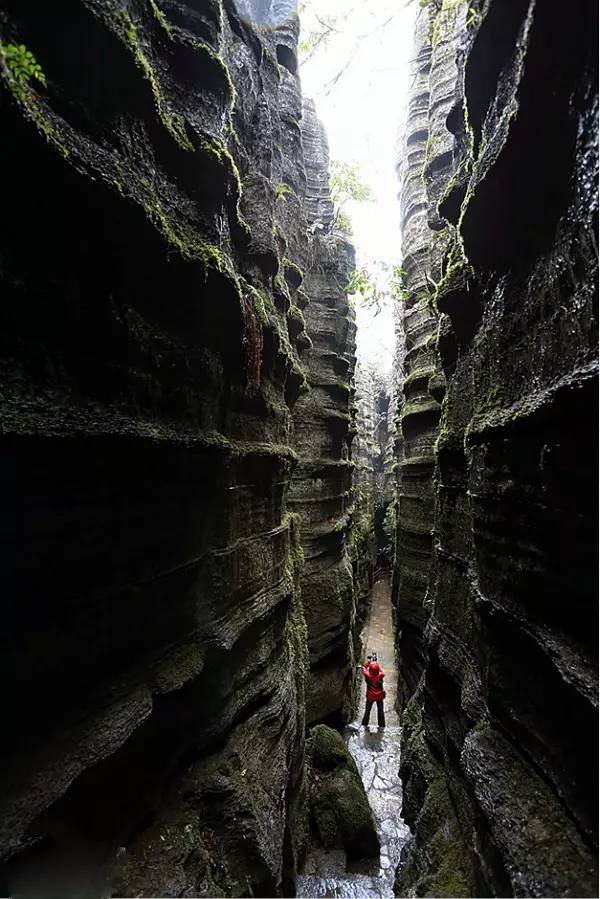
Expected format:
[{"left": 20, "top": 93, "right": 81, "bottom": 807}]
[
  {"left": 306, "top": 725, "right": 379, "bottom": 861},
  {"left": 289, "top": 100, "right": 359, "bottom": 725},
  {"left": 392, "top": 0, "right": 456, "bottom": 712},
  {"left": 0, "top": 1, "right": 358, "bottom": 895},
  {"left": 394, "top": 0, "right": 598, "bottom": 896},
  {"left": 353, "top": 361, "right": 380, "bottom": 614}
]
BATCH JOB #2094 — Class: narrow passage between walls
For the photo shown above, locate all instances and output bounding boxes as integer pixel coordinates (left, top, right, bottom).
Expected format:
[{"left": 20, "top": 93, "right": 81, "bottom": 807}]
[{"left": 298, "top": 578, "right": 410, "bottom": 899}]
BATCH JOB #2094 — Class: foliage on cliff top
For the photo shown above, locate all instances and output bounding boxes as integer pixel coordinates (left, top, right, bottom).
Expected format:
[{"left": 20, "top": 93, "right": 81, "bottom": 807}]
[
  {"left": 345, "top": 262, "right": 409, "bottom": 315},
  {"left": 328, "top": 158, "right": 373, "bottom": 237},
  {"left": 329, "top": 160, "right": 373, "bottom": 206}
]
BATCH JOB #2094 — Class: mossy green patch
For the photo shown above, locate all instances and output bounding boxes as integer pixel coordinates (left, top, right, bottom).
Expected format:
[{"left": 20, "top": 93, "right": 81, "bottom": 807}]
[
  {"left": 281, "top": 510, "right": 309, "bottom": 686},
  {"left": 307, "top": 726, "right": 379, "bottom": 859},
  {"left": 116, "top": 8, "right": 192, "bottom": 150},
  {"left": 244, "top": 283, "right": 306, "bottom": 382},
  {"left": 308, "top": 725, "right": 351, "bottom": 773},
  {"left": 402, "top": 695, "right": 423, "bottom": 733},
  {"left": 417, "top": 777, "right": 474, "bottom": 897},
  {"left": 134, "top": 184, "right": 236, "bottom": 275},
  {"left": 244, "top": 286, "right": 269, "bottom": 327},
  {"left": 282, "top": 257, "right": 304, "bottom": 286},
  {"left": 433, "top": 232, "right": 474, "bottom": 312},
  {"left": 312, "top": 768, "right": 379, "bottom": 857},
  {"left": 403, "top": 366, "right": 437, "bottom": 392},
  {"left": 148, "top": 0, "right": 172, "bottom": 34},
  {"left": 201, "top": 136, "right": 242, "bottom": 196},
  {"left": 396, "top": 767, "right": 475, "bottom": 897},
  {"left": 191, "top": 38, "right": 236, "bottom": 108},
  {"left": 275, "top": 181, "right": 295, "bottom": 201},
  {"left": 401, "top": 398, "right": 441, "bottom": 421},
  {"left": 287, "top": 305, "right": 306, "bottom": 331}
]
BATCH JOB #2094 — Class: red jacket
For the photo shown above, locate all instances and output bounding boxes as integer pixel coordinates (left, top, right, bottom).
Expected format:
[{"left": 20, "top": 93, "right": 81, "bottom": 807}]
[{"left": 363, "top": 661, "right": 385, "bottom": 702}]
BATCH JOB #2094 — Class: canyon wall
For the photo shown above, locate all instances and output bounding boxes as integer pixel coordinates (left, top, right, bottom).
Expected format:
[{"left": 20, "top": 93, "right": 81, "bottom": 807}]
[
  {"left": 352, "top": 361, "right": 380, "bottom": 637},
  {"left": 289, "top": 99, "right": 359, "bottom": 726},
  {"left": 394, "top": 0, "right": 598, "bottom": 896},
  {"left": 0, "top": 1, "right": 358, "bottom": 895},
  {"left": 391, "top": 0, "right": 456, "bottom": 711}
]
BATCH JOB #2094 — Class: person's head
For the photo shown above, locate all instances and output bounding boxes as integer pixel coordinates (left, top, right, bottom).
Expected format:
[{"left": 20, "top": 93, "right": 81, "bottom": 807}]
[{"left": 368, "top": 661, "right": 380, "bottom": 675}]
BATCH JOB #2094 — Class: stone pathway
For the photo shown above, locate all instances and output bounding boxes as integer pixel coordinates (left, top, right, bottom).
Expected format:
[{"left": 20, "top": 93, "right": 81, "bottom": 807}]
[{"left": 297, "top": 579, "right": 411, "bottom": 898}]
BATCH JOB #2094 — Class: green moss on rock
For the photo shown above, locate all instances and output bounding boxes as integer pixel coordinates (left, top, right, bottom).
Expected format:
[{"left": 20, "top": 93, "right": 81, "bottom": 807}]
[
  {"left": 308, "top": 725, "right": 354, "bottom": 773},
  {"left": 395, "top": 775, "right": 474, "bottom": 898},
  {"left": 401, "top": 397, "right": 441, "bottom": 421},
  {"left": 116, "top": 8, "right": 193, "bottom": 150},
  {"left": 402, "top": 695, "right": 423, "bottom": 733},
  {"left": 287, "top": 304, "right": 307, "bottom": 333},
  {"left": 403, "top": 366, "right": 437, "bottom": 392},
  {"left": 312, "top": 768, "right": 379, "bottom": 858},
  {"left": 283, "top": 257, "right": 304, "bottom": 287},
  {"left": 306, "top": 726, "right": 379, "bottom": 860}
]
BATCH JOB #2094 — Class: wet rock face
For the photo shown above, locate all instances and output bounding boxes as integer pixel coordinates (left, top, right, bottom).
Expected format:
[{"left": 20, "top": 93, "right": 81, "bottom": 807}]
[
  {"left": 352, "top": 362, "right": 381, "bottom": 615},
  {"left": 306, "top": 725, "right": 379, "bottom": 860},
  {"left": 0, "top": 1, "right": 353, "bottom": 895},
  {"left": 392, "top": 0, "right": 460, "bottom": 712},
  {"left": 395, "top": 0, "right": 598, "bottom": 896},
  {"left": 289, "top": 100, "right": 358, "bottom": 726}
]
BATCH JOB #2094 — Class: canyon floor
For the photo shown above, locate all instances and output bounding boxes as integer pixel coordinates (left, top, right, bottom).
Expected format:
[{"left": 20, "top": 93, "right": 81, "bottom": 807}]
[{"left": 297, "top": 578, "right": 411, "bottom": 898}]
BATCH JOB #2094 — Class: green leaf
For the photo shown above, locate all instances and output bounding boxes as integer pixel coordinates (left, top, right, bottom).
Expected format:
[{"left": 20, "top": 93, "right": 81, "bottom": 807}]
[{"left": 1, "top": 40, "right": 47, "bottom": 90}]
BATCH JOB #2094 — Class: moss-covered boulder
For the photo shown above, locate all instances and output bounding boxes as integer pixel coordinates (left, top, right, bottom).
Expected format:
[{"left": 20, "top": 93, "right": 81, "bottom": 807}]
[{"left": 306, "top": 725, "right": 379, "bottom": 860}]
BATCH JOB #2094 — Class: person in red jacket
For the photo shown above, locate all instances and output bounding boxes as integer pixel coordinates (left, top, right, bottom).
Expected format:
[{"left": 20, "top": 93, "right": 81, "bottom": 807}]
[{"left": 361, "top": 658, "right": 386, "bottom": 727}]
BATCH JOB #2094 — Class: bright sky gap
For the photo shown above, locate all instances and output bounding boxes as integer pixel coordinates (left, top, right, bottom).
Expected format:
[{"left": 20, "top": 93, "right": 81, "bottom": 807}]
[{"left": 299, "top": 0, "right": 418, "bottom": 376}]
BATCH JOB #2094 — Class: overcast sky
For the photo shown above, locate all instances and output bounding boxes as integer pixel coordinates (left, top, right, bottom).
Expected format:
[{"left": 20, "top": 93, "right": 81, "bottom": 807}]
[{"left": 299, "top": 0, "right": 416, "bottom": 374}]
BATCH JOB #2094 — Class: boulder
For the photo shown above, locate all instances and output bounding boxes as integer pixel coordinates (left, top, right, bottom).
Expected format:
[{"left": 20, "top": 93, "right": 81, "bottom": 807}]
[{"left": 307, "top": 725, "right": 379, "bottom": 860}]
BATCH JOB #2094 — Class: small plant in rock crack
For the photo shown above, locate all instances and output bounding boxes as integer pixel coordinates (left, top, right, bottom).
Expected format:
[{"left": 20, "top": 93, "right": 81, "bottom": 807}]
[
  {"left": 336, "top": 210, "right": 352, "bottom": 234},
  {"left": 1, "top": 42, "right": 46, "bottom": 92},
  {"left": 390, "top": 265, "right": 410, "bottom": 303},
  {"left": 275, "top": 182, "right": 295, "bottom": 201},
  {"left": 465, "top": 6, "right": 481, "bottom": 28}
]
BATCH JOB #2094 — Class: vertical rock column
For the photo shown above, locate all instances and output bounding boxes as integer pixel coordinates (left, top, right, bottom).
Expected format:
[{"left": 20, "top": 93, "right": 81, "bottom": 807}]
[
  {"left": 289, "top": 99, "right": 358, "bottom": 725},
  {"left": 393, "top": 0, "right": 464, "bottom": 709},
  {"left": 352, "top": 361, "right": 379, "bottom": 633}
]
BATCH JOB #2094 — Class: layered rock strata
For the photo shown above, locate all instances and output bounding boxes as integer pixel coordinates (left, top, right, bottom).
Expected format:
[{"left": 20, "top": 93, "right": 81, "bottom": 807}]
[
  {"left": 288, "top": 99, "right": 358, "bottom": 726},
  {"left": 392, "top": 0, "right": 464, "bottom": 710},
  {"left": 395, "top": 1, "right": 599, "bottom": 896},
  {"left": 388, "top": 303, "right": 406, "bottom": 607},
  {"left": 0, "top": 1, "right": 353, "bottom": 895},
  {"left": 351, "top": 362, "right": 378, "bottom": 634},
  {"left": 371, "top": 379, "right": 392, "bottom": 570},
  {"left": 351, "top": 355, "right": 397, "bottom": 660}
]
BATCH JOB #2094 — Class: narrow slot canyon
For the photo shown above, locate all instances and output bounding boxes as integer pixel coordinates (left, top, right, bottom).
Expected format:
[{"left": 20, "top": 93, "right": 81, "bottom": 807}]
[
  {"left": 0, "top": 1, "right": 597, "bottom": 898},
  {"left": 298, "top": 579, "right": 409, "bottom": 899}
]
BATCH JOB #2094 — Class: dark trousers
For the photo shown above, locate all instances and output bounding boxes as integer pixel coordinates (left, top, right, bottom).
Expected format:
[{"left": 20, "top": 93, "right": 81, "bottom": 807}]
[{"left": 362, "top": 699, "right": 385, "bottom": 727}]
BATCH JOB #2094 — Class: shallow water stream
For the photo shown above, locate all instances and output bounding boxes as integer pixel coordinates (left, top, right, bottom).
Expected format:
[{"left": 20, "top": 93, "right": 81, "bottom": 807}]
[{"left": 297, "top": 580, "right": 411, "bottom": 898}]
